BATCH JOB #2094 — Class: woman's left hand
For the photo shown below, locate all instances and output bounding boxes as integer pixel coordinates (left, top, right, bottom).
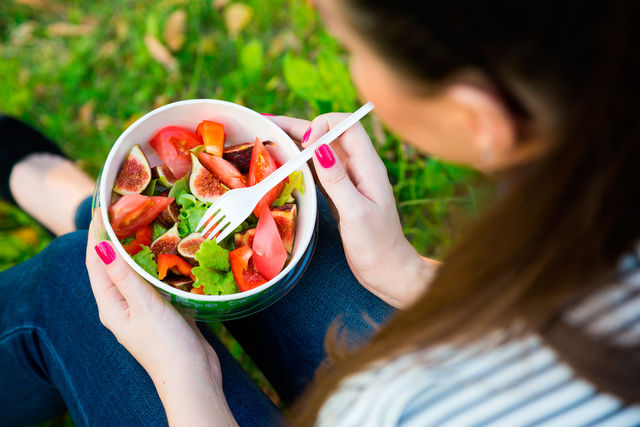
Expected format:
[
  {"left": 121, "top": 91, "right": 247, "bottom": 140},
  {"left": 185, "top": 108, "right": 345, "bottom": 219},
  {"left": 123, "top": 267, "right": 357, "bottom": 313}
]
[{"left": 86, "top": 221, "right": 236, "bottom": 426}]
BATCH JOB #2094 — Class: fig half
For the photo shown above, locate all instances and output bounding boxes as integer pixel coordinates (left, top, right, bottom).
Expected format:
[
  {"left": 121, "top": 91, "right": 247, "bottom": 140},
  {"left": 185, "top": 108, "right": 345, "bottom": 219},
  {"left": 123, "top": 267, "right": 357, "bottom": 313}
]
[
  {"left": 271, "top": 203, "right": 297, "bottom": 254},
  {"left": 153, "top": 165, "right": 179, "bottom": 187},
  {"left": 223, "top": 140, "right": 273, "bottom": 174},
  {"left": 150, "top": 223, "right": 180, "bottom": 256},
  {"left": 234, "top": 228, "right": 256, "bottom": 249},
  {"left": 189, "top": 153, "right": 227, "bottom": 203},
  {"left": 177, "top": 233, "right": 205, "bottom": 263},
  {"left": 114, "top": 144, "right": 152, "bottom": 195}
]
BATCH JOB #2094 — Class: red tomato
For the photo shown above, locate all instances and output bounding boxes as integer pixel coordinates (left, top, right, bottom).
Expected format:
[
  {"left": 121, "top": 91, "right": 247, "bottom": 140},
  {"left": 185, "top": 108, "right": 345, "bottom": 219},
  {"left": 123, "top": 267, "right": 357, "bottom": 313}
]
[
  {"left": 122, "top": 223, "right": 153, "bottom": 255},
  {"left": 109, "top": 194, "right": 174, "bottom": 239},
  {"left": 196, "top": 120, "right": 225, "bottom": 157},
  {"left": 157, "top": 254, "right": 195, "bottom": 281},
  {"left": 248, "top": 138, "right": 284, "bottom": 217},
  {"left": 197, "top": 152, "right": 247, "bottom": 189},
  {"left": 252, "top": 204, "right": 288, "bottom": 280},
  {"left": 149, "top": 126, "right": 203, "bottom": 179},
  {"left": 229, "top": 245, "right": 267, "bottom": 292}
]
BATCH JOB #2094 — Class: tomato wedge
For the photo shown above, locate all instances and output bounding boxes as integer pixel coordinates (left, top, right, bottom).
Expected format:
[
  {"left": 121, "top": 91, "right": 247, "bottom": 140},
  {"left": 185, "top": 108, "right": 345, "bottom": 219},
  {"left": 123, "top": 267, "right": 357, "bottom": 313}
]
[
  {"left": 157, "top": 254, "right": 196, "bottom": 281},
  {"left": 230, "top": 245, "right": 268, "bottom": 292},
  {"left": 149, "top": 126, "right": 203, "bottom": 179},
  {"left": 197, "top": 151, "right": 247, "bottom": 189},
  {"left": 196, "top": 120, "right": 225, "bottom": 157},
  {"left": 252, "top": 204, "right": 288, "bottom": 280},
  {"left": 109, "top": 194, "right": 174, "bottom": 239},
  {"left": 248, "top": 138, "right": 284, "bottom": 216},
  {"left": 122, "top": 223, "right": 153, "bottom": 255}
]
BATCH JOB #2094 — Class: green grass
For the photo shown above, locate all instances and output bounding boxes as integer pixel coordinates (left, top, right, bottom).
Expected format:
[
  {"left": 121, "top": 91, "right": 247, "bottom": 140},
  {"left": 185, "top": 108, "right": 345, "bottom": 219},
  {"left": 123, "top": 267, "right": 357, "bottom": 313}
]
[{"left": 1, "top": 0, "right": 479, "bottom": 425}]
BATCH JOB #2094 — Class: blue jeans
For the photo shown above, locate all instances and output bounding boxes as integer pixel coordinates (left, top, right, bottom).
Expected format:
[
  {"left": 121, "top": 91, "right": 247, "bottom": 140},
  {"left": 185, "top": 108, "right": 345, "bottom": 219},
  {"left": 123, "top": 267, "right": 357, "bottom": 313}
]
[{"left": 0, "top": 192, "right": 393, "bottom": 426}]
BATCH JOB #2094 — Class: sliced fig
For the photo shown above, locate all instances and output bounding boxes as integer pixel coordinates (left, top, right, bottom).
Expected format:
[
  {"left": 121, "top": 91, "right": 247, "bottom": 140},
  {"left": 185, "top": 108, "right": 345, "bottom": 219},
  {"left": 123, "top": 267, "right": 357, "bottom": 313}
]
[
  {"left": 114, "top": 144, "right": 152, "bottom": 195},
  {"left": 165, "top": 274, "right": 193, "bottom": 292},
  {"left": 178, "top": 233, "right": 205, "bottom": 262},
  {"left": 153, "top": 165, "right": 179, "bottom": 187},
  {"left": 223, "top": 140, "right": 273, "bottom": 174},
  {"left": 189, "top": 153, "right": 227, "bottom": 203},
  {"left": 155, "top": 199, "right": 181, "bottom": 228},
  {"left": 271, "top": 203, "right": 297, "bottom": 254},
  {"left": 150, "top": 223, "right": 180, "bottom": 256},
  {"left": 234, "top": 228, "right": 256, "bottom": 249}
]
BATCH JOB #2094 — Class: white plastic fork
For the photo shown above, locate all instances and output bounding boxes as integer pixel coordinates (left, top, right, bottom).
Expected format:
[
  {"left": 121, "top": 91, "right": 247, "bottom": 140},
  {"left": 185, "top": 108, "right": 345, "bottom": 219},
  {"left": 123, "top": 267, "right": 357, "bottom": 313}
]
[{"left": 196, "top": 101, "right": 375, "bottom": 243}]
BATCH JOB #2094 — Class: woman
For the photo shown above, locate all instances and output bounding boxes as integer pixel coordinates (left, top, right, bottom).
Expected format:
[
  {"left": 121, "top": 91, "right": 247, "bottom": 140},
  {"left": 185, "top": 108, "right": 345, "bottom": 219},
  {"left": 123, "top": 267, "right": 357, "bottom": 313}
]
[{"left": 2, "top": 0, "right": 639, "bottom": 425}]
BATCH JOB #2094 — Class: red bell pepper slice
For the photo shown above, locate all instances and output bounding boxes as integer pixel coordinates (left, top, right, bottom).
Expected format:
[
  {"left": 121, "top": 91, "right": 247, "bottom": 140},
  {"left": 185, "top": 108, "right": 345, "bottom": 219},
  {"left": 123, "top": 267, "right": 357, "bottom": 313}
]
[
  {"left": 229, "top": 246, "right": 267, "bottom": 292},
  {"left": 196, "top": 120, "right": 225, "bottom": 157},
  {"left": 157, "top": 254, "right": 196, "bottom": 281},
  {"left": 122, "top": 223, "right": 153, "bottom": 255}
]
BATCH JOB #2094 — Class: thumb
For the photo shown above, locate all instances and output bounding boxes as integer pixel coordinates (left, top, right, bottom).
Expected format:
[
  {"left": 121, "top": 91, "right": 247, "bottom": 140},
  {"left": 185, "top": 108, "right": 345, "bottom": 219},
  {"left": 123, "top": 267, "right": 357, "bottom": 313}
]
[
  {"left": 312, "top": 144, "right": 365, "bottom": 213},
  {"left": 95, "top": 241, "right": 157, "bottom": 310}
]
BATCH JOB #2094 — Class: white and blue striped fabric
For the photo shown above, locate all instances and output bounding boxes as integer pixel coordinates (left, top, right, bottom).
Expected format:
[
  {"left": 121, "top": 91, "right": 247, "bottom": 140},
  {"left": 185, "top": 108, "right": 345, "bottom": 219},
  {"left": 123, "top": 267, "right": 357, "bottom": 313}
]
[{"left": 317, "top": 266, "right": 640, "bottom": 426}]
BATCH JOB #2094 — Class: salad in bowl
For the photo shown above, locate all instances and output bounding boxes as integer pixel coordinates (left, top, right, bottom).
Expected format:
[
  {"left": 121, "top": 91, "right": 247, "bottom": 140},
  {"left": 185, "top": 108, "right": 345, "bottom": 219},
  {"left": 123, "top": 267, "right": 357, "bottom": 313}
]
[{"left": 94, "top": 99, "right": 317, "bottom": 320}]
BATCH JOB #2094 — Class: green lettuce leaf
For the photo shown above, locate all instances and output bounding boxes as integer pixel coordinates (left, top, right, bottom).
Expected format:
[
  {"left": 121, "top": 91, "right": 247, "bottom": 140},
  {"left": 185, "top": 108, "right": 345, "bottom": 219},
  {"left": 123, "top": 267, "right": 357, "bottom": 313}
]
[
  {"left": 120, "top": 235, "right": 136, "bottom": 246},
  {"left": 176, "top": 193, "right": 209, "bottom": 238},
  {"left": 191, "top": 268, "right": 237, "bottom": 295},
  {"left": 142, "top": 178, "right": 158, "bottom": 196},
  {"left": 152, "top": 222, "right": 167, "bottom": 241},
  {"left": 168, "top": 175, "right": 189, "bottom": 199},
  {"left": 194, "top": 240, "right": 230, "bottom": 271},
  {"left": 274, "top": 170, "right": 304, "bottom": 207},
  {"left": 132, "top": 245, "right": 158, "bottom": 278}
]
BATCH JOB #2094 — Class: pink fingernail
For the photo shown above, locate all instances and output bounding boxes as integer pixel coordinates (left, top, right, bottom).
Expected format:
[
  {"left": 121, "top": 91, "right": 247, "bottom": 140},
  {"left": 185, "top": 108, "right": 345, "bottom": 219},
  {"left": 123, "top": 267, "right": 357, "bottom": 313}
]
[
  {"left": 315, "top": 144, "right": 335, "bottom": 168},
  {"left": 260, "top": 113, "right": 275, "bottom": 116},
  {"left": 301, "top": 127, "right": 311, "bottom": 144},
  {"left": 95, "top": 241, "right": 116, "bottom": 265}
]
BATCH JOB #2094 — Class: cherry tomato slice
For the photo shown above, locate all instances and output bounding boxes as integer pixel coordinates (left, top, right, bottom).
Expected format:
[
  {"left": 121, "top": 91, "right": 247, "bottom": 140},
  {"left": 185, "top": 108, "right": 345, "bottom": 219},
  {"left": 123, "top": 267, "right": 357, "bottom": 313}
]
[
  {"left": 149, "top": 126, "right": 202, "bottom": 179},
  {"left": 122, "top": 223, "right": 153, "bottom": 255},
  {"left": 196, "top": 120, "right": 225, "bottom": 157},
  {"left": 197, "top": 151, "right": 247, "bottom": 189},
  {"left": 248, "top": 138, "right": 284, "bottom": 217},
  {"left": 229, "top": 245, "right": 267, "bottom": 292},
  {"left": 252, "top": 204, "right": 288, "bottom": 280},
  {"left": 109, "top": 194, "right": 174, "bottom": 239},
  {"left": 157, "top": 254, "right": 195, "bottom": 281}
]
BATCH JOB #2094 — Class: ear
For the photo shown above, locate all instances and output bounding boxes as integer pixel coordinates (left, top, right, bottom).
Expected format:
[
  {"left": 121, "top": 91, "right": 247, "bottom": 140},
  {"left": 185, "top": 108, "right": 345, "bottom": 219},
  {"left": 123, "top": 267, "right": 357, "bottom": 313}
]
[{"left": 444, "top": 84, "right": 516, "bottom": 170}]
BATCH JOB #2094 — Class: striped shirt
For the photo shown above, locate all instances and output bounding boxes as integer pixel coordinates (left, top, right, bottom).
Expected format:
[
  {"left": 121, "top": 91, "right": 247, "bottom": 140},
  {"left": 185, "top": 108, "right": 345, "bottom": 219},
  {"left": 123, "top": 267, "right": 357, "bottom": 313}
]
[{"left": 317, "top": 262, "right": 640, "bottom": 426}]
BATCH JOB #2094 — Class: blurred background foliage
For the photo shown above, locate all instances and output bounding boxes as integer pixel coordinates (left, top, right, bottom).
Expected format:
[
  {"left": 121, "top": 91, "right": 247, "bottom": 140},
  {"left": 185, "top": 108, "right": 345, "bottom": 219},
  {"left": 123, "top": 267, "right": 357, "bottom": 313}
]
[{"left": 0, "top": 0, "right": 482, "bottom": 424}]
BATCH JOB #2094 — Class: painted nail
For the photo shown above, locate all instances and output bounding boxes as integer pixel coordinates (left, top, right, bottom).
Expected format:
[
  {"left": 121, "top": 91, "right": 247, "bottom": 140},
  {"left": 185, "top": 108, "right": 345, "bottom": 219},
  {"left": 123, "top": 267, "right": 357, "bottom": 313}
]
[
  {"left": 260, "top": 113, "right": 275, "bottom": 116},
  {"left": 315, "top": 144, "right": 335, "bottom": 168},
  {"left": 95, "top": 241, "right": 116, "bottom": 265},
  {"left": 301, "top": 127, "right": 312, "bottom": 144}
]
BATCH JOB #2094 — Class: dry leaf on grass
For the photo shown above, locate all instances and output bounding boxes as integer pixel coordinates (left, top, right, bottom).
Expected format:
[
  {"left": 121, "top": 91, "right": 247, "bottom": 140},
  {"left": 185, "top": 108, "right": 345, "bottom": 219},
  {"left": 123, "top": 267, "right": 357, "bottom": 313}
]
[
  {"left": 213, "top": 0, "right": 230, "bottom": 9},
  {"left": 164, "top": 9, "right": 187, "bottom": 52},
  {"left": 78, "top": 100, "right": 96, "bottom": 125},
  {"left": 144, "top": 35, "right": 178, "bottom": 71},
  {"left": 47, "top": 21, "right": 96, "bottom": 37},
  {"left": 224, "top": 3, "right": 253, "bottom": 37},
  {"left": 14, "top": 0, "right": 63, "bottom": 13}
]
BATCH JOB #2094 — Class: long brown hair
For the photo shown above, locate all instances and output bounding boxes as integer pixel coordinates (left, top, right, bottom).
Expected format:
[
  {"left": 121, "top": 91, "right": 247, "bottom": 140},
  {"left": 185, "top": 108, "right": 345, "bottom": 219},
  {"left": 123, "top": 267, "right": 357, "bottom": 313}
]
[{"left": 296, "top": 1, "right": 640, "bottom": 424}]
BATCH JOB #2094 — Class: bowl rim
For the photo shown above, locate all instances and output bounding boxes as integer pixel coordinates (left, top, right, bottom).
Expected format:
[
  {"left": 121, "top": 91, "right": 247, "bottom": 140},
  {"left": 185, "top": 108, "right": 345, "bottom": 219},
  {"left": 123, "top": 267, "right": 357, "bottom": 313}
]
[{"left": 99, "top": 98, "right": 317, "bottom": 302}]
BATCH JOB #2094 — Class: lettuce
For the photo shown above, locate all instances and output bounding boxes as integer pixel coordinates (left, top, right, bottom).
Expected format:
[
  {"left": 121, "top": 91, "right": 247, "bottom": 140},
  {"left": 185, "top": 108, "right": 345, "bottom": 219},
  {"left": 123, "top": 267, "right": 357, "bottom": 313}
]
[
  {"left": 194, "top": 240, "right": 230, "bottom": 271},
  {"left": 168, "top": 175, "right": 189, "bottom": 199},
  {"left": 132, "top": 245, "right": 158, "bottom": 278},
  {"left": 191, "top": 240, "right": 237, "bottom": 295},
  {"left": 274, "top": 170, "right": 304, "bottom": 206},
  {"left": 192, "top": 268, "right": 237, "bottom": 295},
  {"left": 152, "top": 222, "right": 167, "bottom": 241},
  {"left": 176, "top": 193, "right": 209, "bottom": 238}
]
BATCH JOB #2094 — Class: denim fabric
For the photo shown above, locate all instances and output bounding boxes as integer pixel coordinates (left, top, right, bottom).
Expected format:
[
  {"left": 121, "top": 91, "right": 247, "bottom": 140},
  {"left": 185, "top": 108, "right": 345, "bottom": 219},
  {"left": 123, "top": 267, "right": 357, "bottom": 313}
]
[{"left": 0, "top": 192, "right": 393, "bottom": 426}]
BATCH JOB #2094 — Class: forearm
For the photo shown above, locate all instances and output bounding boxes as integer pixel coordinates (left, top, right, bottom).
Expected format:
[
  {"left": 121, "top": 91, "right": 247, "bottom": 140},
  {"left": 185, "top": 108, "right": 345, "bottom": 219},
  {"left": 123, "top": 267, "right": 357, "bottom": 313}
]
[{"left": 153, "top": 372, "right": 237, "bottom": 427}]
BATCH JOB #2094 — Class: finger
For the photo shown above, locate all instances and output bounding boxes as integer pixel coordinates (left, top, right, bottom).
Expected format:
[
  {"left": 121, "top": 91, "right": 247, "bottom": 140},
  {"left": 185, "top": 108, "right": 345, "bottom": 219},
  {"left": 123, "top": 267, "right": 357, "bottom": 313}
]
[
  {"left": 86, "top": 222, "right": 128, "bottom": 324},
  {"left": 94, "top": 240, "right": 157, "bottom": 311},
  {"left": 266, "top": 116, "right": 311, "bottom": 142},
  {"left": 312, "top": 143, "right": 370, "bottom": 214}
]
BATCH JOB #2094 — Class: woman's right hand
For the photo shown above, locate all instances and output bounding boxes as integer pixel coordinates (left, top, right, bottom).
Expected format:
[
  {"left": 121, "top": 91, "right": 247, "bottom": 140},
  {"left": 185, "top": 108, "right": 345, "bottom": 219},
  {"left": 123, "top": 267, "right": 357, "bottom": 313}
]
[{"left": 268, "top": 113, "right": 437, "bottom": 309}]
